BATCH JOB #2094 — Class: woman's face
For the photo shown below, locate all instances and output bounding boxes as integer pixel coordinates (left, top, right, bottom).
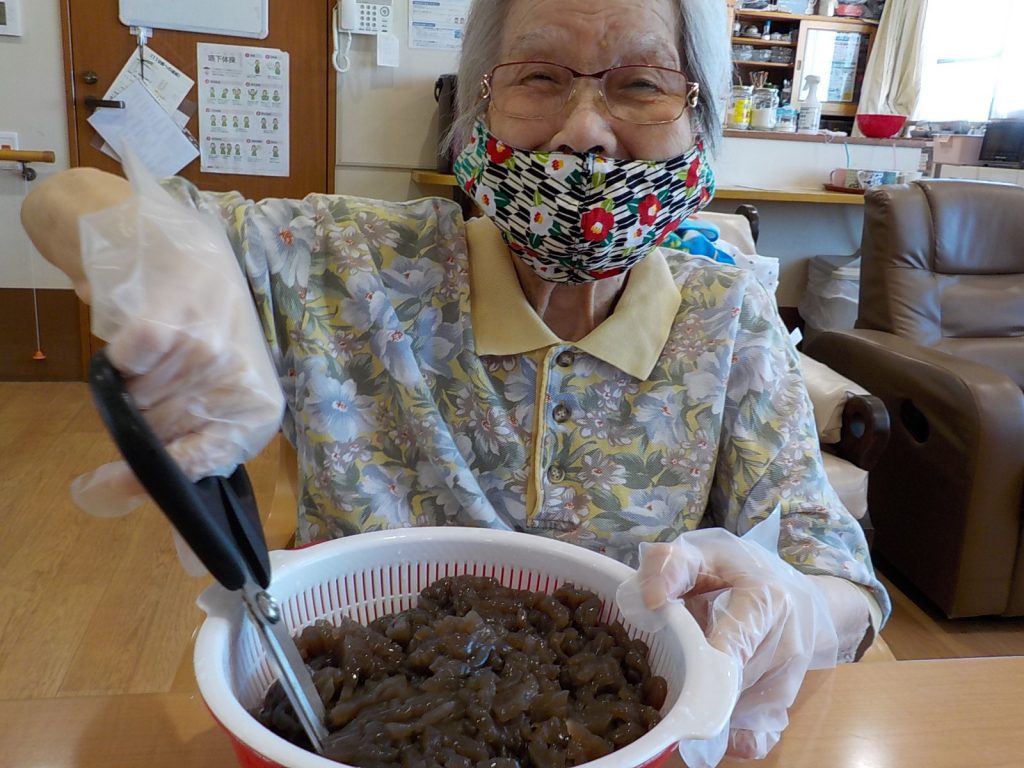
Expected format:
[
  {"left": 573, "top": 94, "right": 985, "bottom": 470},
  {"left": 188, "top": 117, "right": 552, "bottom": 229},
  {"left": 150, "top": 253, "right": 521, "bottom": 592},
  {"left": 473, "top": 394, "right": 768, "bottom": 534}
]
[{"left": 489, "top": 0, "right": 695, "bottom": 162}]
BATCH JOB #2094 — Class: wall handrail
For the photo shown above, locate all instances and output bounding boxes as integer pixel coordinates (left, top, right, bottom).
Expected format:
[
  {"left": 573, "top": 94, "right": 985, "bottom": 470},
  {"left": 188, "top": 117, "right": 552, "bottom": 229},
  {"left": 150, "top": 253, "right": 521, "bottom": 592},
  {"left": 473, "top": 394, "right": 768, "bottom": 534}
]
[
  {"left": 0, "top": 149, "right": 56, "bottom": 164},
  {"left": 0, "top": 149, "right": 57, "bottom": 181}
]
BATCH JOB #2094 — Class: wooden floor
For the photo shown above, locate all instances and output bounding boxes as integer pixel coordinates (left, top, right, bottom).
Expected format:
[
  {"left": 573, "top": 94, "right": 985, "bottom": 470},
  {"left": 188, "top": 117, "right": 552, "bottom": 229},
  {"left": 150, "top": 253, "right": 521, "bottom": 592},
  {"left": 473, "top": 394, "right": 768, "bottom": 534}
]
[
  {"left": 1, "top": 381, "right": 1022, "bottom": 705},
  {"left": 0, "top": 381, "right": 282, "bottom": 701}
]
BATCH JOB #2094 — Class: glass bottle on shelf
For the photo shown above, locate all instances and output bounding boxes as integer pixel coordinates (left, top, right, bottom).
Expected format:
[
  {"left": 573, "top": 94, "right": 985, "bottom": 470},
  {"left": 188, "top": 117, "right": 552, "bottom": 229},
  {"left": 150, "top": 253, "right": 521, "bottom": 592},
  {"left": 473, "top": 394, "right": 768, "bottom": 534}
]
[
  {"left": 751, "top": 86, "right": 780, "bottom": 130},
  {"left": 727, "top": 85, "right": 753, "bottom": 130},
  {"left": 776, "top": 105, "right": 799, "bottom": 133}
]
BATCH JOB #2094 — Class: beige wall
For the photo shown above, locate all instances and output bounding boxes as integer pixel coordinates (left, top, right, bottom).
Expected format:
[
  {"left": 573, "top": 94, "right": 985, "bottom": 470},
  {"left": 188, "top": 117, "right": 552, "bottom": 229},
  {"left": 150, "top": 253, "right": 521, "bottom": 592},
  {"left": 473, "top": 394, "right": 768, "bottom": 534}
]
[{"left": 0, "top": 0, "right": 71, "bottom": 289}]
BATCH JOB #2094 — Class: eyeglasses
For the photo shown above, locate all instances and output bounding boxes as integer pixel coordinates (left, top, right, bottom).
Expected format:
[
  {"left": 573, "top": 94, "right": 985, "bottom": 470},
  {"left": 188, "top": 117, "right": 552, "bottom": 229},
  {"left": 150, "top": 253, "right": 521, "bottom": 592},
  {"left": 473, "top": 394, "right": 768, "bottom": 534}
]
[{"left": 481, "top": 61, "right": 699, "bottom": 125}]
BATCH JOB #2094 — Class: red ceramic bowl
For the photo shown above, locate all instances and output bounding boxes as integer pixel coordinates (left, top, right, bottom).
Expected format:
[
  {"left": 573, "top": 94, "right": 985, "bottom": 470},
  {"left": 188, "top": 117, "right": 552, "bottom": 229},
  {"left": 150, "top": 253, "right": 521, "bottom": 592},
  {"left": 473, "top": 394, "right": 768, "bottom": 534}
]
[{"left": 857, "top": 113, "right": 907, "bottom": 139}]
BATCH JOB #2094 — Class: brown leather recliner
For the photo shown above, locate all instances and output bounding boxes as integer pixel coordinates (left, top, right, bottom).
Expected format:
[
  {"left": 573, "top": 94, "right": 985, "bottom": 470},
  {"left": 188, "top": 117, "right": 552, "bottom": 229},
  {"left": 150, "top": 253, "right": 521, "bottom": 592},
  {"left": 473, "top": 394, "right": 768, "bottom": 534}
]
[{"left": 806, "top": 179, "right": 1024, "bottom": 618}]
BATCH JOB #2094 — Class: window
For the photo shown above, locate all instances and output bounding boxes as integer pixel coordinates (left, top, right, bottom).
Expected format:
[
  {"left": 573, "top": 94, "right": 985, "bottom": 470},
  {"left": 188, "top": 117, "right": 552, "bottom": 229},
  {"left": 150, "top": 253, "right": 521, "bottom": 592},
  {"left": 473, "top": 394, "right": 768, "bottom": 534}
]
[{"left": 915, "top": 0, "right": 1024, "bottom": 121}]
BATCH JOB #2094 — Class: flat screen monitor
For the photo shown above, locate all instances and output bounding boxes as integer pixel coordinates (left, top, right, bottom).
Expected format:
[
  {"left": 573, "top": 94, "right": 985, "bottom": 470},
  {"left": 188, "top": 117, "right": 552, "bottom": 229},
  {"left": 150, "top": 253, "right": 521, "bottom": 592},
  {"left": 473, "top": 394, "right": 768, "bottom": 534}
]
[{"left": 979, "top": 120, "right": 1024, "bottom": 168}]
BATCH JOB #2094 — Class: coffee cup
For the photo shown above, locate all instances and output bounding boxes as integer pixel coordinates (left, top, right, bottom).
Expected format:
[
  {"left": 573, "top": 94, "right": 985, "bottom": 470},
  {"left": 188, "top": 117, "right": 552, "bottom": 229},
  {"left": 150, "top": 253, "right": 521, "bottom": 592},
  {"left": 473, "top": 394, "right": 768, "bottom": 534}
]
[
  {"left": 856, "top": 170, "right": 886, "bottom": 188},
  {"left": 829, "top": 168, "right": 904, "bottom": 190}
]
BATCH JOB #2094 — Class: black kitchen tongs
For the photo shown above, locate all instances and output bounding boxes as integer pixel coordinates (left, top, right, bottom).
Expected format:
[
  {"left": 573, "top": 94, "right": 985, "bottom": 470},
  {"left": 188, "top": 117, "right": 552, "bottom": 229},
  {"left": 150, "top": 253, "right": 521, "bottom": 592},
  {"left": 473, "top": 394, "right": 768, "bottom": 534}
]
[{"left": 88, "top": 349, "right": 329, "bottom": 753}]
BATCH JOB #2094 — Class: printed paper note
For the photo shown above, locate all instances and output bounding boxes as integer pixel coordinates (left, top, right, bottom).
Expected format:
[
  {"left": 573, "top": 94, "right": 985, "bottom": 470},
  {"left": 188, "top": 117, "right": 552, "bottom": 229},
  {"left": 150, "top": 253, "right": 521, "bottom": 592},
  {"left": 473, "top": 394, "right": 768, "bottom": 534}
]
[
  {"left": 409, "top": 0, "right": 470, "bottom": 50},
  {"left": 105, "top": 46, "right": 194, "bottom": 119},
  {"left": 87, "top": 80, "right": 198, "bottom": 178}
]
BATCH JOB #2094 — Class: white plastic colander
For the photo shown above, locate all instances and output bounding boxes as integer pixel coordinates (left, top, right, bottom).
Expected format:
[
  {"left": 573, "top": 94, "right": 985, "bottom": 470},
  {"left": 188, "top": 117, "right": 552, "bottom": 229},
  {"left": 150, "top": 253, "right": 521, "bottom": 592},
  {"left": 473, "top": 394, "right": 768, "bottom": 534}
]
[{"left": 194, "top": 527, "right": 738, "bottom": 768}]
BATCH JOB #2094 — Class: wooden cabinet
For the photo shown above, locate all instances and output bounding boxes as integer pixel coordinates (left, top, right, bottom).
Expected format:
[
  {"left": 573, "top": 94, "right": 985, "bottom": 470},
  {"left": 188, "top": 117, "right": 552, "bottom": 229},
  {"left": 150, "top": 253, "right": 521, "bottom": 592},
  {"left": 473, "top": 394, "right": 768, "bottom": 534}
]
[
  {"left": 732, "top": 9, "right": 876, "bottom": 117},
  {"left": 793, "top": 17, "right": 876, "bottom": 116},
  {"left": 726, "top": 0, "right": 738, "bottom": 35}
]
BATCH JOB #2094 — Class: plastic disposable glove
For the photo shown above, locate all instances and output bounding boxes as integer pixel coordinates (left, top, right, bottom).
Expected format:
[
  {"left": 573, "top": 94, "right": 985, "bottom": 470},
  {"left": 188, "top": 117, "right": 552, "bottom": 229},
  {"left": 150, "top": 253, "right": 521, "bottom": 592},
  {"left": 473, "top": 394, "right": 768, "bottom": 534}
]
[
  {"left": 617, "top": 512, "right": 871, "bottom": 767},
  {"left": 74, "top": 149, "right": 284, "bottom": 521}
]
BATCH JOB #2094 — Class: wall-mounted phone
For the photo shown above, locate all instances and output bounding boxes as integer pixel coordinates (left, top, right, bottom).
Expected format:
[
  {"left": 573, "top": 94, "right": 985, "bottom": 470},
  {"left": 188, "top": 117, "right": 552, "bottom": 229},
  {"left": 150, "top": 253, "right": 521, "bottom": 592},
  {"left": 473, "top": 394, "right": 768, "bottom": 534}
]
[
  {"left": 332, "top": 0, "right": 395, "bottom": 73},
  {"left": 338, "top": 1, "right": 391, "bottom": 35}
]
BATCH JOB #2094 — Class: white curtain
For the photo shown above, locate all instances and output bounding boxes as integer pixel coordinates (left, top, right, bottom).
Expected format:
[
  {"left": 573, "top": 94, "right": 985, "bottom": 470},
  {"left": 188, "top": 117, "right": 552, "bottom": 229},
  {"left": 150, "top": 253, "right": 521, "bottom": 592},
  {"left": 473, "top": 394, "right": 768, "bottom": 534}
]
[{"left": 856, "top": 0, "right": 929, "bottom": 120}]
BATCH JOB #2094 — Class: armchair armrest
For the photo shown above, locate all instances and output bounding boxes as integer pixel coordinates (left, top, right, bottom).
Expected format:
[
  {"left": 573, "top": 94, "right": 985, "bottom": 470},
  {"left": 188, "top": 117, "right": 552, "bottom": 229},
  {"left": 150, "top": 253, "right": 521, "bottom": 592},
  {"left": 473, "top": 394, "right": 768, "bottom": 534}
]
[
  {"left": 734, "top": 204, "right": 759, "bottom": 245},
  {"left": 806, "top": 328, "right": 1024, "bottom": 617},
  {"left": 798, "top": 351, "right": 890, "bottom": 470},
  {"left": 807, "top": 329, "right": 1024, "bottom": 455},
  {"left": 837, "top": 394, "right": 890, "bottom": 471}
]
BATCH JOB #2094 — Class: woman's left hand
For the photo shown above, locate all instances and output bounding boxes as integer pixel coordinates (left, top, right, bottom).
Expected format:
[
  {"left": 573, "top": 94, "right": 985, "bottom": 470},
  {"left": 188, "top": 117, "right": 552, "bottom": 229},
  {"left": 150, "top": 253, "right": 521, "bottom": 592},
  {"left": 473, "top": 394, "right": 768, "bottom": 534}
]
[{"left": 632, "top": 525, "right": 871, "bottom": 766}]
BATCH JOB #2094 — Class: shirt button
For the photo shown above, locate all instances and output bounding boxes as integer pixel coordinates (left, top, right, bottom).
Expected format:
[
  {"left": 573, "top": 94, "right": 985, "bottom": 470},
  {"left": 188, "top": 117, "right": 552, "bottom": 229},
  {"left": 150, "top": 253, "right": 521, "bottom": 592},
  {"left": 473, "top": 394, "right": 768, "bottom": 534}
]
[
  {"left": 547, "top": 464, "right": 566, "bottom": 482},
  {"left": 552, "top": 403, "right": 571, "bottom": 423},
  {"left": 556, "top": 350, "right": 575, "bottom": 367}
]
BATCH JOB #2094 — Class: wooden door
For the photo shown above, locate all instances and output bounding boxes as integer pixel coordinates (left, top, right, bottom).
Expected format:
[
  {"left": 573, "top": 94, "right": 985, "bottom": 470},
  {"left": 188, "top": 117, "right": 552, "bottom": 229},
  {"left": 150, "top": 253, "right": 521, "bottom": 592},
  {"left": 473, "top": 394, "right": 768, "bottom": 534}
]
[
  {"left": 59, "top": 0, "right": 336, "bottom": 370},
  {"left": 61, "top": 0, "right": 335, "bottom": 196}
]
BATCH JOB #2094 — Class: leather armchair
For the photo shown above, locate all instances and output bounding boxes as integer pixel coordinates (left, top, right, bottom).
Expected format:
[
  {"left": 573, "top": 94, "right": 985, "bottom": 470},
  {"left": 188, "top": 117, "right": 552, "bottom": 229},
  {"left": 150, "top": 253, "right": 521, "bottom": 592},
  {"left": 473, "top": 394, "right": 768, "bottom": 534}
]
[{"left": 807, "top": 180, "right": 1024, "bottom": 618}]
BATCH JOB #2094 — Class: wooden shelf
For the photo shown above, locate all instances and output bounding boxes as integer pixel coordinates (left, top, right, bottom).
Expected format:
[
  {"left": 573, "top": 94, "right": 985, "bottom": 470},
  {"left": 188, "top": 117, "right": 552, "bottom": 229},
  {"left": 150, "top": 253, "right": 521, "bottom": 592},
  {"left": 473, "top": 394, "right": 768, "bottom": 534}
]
[
  {"left": 411, "top": 171, "right": 866, "bottom": 206},
  {"left": 723, "top": 129, "right": 930, "bottom": 147},
  {"left": 714, "top": 187, "right": 865, "bottom": 205},
  {"left": 733, "top": 61, "right": 793, "bottom": 68},
  {"left": 411, "top": 170, "right": 458, "bottom": 186},
  {"left": 732, "top": 36, "right": 797, "bottom": 47},
  {"left": 735, "top": 10, "right": 878, "bottom": 25}
]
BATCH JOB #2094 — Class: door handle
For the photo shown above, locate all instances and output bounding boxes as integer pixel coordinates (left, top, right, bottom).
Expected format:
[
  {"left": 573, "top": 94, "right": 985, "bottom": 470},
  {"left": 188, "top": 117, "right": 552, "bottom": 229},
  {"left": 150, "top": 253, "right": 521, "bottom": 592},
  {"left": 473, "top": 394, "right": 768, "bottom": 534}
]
[{"left": 85, "top": 95, "right": 125, "bottom": 111}]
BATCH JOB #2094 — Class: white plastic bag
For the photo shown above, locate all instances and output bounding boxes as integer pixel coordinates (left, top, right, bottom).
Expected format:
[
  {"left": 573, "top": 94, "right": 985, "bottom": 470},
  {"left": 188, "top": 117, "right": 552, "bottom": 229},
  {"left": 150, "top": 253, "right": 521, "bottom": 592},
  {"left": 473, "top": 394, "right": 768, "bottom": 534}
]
[{"left": 75, "top": 149, "right": 284, "bottom": 523}]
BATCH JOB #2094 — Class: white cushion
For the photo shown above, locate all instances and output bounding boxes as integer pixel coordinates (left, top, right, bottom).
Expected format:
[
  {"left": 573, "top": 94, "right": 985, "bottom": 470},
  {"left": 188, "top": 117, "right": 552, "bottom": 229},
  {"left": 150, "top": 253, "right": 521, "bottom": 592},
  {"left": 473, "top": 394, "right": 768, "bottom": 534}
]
[
  {"left": 798, "top": 352, "right": 869, "bottom": 444},
  {"left": 821, "top": 451, "right": 868, "bottom": 520}
]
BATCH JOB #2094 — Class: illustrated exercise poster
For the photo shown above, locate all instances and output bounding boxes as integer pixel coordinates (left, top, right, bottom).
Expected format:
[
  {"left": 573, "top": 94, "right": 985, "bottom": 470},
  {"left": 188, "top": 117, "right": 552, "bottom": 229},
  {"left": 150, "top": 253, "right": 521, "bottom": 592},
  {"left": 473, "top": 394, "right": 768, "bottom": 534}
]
[{"left": 198, "top": 42, "right": 290, "bottom": 176}]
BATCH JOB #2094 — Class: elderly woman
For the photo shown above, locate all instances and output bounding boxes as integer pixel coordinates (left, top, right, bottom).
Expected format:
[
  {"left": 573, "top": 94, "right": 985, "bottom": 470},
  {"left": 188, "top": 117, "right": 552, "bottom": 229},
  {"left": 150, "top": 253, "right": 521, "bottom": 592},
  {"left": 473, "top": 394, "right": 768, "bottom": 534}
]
[{"left": 23, "top": 0, "right": 887, "bottom": 762}]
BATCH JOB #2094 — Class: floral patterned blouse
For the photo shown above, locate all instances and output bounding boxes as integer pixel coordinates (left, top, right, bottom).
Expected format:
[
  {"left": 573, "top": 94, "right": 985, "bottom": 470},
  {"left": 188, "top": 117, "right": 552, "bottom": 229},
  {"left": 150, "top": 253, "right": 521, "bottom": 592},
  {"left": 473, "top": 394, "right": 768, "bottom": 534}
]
[{"left": 165, "top": 180, "right": 890, "bottom": 619}]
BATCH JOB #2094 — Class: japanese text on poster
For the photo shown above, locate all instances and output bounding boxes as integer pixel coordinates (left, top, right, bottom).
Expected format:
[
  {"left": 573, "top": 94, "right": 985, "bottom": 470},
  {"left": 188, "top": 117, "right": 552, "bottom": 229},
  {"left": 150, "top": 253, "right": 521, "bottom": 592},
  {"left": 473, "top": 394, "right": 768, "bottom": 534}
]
[
  {"left": 409, "top": 0, "right": 470, "bottom": 50},
  {"left": 198, "top": 43, "right": 290, "bottom": 177}
]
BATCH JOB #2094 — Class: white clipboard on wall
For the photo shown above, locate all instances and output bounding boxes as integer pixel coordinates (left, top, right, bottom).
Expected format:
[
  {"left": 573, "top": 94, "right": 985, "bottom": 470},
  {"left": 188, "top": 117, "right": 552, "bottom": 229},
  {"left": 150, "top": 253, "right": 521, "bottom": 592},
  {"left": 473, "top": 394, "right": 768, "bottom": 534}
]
[{"left": 119, "top": 0, "right": 269, "bottom": 39}]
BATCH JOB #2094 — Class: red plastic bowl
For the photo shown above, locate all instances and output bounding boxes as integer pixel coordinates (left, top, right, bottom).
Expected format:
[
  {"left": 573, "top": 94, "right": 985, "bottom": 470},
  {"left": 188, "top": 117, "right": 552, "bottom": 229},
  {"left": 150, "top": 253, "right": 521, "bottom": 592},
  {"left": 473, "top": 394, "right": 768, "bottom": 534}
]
[
  {"left": 856, "top": 113, "right": 907, "bottom": 139},
  {"left": 214, "top": 717, "right": 678, "bottom": 768}
]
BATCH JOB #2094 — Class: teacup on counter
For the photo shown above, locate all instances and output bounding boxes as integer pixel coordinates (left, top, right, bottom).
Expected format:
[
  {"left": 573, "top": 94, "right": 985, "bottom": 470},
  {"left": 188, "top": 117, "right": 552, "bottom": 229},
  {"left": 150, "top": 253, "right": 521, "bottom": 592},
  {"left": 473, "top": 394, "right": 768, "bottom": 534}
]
[{"left": 829, "top": 168, "right": 920, "bottom": 190}]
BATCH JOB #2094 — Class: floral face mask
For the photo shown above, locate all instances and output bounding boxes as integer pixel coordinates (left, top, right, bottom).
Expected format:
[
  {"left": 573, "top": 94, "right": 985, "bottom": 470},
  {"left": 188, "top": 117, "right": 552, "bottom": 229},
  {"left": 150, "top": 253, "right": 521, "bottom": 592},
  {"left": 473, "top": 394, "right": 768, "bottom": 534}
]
[{"left": 453, "top": 119, "right": 715, "bottom": 283}]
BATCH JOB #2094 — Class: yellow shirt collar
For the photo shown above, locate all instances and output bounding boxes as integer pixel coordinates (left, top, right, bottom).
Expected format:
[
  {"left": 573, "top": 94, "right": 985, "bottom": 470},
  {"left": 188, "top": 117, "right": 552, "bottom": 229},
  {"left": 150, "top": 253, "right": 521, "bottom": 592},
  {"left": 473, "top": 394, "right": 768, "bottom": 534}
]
[{"left": 467, "top": 217, "right": 681, "bottom": 380}]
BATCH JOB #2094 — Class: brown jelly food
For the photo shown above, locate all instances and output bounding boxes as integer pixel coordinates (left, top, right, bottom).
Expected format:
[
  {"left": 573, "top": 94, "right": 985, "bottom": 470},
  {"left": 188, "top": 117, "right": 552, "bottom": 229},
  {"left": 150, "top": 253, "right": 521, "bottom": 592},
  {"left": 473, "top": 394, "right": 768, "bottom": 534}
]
[{"left": 255, "top": 575, "right": 668, "bottom": 768}]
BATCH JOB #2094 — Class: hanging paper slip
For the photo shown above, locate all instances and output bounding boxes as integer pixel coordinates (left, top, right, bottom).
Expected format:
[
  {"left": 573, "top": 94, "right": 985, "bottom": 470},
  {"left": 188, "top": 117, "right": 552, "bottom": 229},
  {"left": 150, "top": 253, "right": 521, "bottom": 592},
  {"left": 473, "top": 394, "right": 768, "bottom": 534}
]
[
  {"left": 105, "top": 46, "right": 194, "bottom": 120},
  {"left": 198, "top": 42, "right": 289, "bottom": 177},
  {"left": 88, "top": 80, "right": 198, "bottom": 178}
]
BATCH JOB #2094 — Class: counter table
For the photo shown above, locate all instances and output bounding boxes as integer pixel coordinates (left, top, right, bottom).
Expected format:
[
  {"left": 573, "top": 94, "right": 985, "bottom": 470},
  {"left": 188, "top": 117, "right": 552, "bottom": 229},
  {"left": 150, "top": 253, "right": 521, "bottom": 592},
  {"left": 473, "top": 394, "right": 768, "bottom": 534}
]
[{"left": 4, "top": 656, "right": 1022, "bottom": 767}]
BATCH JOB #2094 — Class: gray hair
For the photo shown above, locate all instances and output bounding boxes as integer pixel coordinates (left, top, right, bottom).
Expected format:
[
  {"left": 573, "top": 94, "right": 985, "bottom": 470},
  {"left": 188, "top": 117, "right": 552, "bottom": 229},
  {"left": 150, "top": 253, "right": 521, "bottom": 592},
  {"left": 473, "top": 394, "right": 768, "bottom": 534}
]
[{"left": 445, "top": 0, "right": 730, "bottom": 155}]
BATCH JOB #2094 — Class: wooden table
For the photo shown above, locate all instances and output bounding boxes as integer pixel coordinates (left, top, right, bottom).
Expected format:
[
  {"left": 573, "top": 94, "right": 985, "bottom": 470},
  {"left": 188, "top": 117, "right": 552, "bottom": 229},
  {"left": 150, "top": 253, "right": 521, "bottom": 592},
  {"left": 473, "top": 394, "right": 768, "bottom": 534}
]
[{"left": 3, "top": 657, "right": 1022, "bottom": 767}]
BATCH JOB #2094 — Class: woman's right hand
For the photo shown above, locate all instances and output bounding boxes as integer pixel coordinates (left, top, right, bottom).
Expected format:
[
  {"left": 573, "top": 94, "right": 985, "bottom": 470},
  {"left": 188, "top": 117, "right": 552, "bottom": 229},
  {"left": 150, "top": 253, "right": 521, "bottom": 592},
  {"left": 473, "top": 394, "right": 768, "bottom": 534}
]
[
  {"left": 74, "top": 288, "right": 285, "bottom": 517},
  {"left": 23, "top": 166, "right": 284, "bottom": 517}
]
